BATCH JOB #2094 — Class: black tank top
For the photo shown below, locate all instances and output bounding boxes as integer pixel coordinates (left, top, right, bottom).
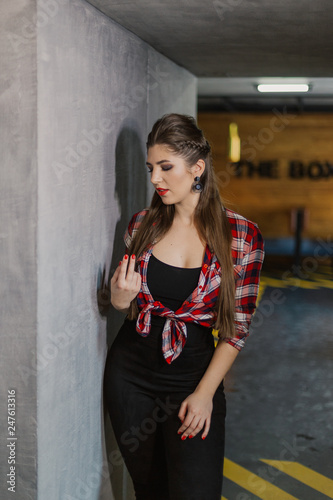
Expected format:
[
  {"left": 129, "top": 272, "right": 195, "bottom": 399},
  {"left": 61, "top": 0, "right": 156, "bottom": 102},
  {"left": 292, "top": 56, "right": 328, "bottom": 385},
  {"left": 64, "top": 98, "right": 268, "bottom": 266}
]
[{"left": 147, "top": 253, "right": 202, "bottom": 311}]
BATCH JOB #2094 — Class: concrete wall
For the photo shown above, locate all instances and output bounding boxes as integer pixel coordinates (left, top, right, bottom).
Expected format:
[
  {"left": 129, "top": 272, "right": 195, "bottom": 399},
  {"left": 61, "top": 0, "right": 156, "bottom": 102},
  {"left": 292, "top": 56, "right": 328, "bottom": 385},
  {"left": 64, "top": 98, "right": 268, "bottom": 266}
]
[
  {"left": 0, "top": 1, "right": 196, "bottom": 499},
  {"left": 0, "top": 1, "right": 38, "bottom": 498}
]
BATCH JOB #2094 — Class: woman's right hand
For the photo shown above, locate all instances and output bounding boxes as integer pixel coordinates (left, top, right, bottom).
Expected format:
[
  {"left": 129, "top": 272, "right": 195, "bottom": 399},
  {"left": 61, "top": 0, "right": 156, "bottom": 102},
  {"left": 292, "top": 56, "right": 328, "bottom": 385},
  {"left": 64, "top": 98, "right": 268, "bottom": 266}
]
[{"left": 110, "top": 254, "right": 141, "bottom": 312}]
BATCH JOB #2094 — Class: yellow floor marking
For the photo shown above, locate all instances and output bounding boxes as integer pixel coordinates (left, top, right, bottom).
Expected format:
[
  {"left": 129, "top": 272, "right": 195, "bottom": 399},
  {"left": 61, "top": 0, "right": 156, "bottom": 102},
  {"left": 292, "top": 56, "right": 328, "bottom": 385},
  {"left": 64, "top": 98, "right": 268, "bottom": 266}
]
[
  {"left": 312, "top": 279, "right": 333, "bottom": 289},
  {"left": 261, "top": 460, "right": 333, "bottom": 498},
  {"left": 221, "top": 497, "right": 228, "bottom": 500},
  {"left": 283, "top": 278, "right": 319, "bottom": 289},
  {"left": 311, "top": 272, "right": 333, "bottom": 280},
  {"left": 212, "top": 329, "right": 218, "bottom": 339},
  {"left": 224, "top": 458, "right": 298, "bottom": 500},
  {"left": 261, "top": 272, "right": 333, "bottom": 290},
  {"left": 260, "top": 277, "right": 289, "bottom": 288},
  {"left": 291, "top": 279, "right": 320, "bottom": 289},
  {"left": 257, "top": 282, "right": 267, "bottom": 303},
  {"left": 261, "top": 276, "right": 320, "bottom": 290}
]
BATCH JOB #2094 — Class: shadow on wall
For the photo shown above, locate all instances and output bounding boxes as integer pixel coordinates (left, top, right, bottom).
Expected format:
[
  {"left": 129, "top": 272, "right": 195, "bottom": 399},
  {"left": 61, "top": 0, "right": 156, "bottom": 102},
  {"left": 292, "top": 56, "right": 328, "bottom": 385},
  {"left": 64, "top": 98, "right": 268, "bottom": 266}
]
[
  {"left": 98, "top": 122, "right": 147, "bottom": 500},
  {"left": 106, "top": 122, "right": 147, "bottom": 342}
]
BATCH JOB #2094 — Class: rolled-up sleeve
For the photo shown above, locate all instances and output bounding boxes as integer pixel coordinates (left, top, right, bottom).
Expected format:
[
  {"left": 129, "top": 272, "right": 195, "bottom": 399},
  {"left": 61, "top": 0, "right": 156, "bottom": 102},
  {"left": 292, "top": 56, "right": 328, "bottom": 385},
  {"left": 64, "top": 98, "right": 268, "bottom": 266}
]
[
  {"left": 123, "top": 208, "right": 149, "bottom": 249},
  {"left": 123, "top": 218, "right": 134, "bottom": 249},
  {"left": 226, "top": 224, "right": 265, "bottom": 350}
]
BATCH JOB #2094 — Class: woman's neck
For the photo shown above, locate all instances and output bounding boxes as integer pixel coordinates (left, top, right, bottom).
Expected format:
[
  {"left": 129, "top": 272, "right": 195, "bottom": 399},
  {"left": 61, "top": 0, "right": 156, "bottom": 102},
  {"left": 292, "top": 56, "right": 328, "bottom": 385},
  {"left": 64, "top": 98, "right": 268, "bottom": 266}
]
[{"left": 173, "top": 198, "right": 199, "bottom": 227}]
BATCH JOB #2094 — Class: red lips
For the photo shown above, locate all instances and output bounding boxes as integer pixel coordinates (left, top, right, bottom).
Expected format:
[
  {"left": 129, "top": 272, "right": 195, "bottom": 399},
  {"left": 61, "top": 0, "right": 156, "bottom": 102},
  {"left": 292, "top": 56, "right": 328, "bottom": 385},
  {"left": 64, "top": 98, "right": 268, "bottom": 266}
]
[{"left": 156, "top": 188, "right": 169, "bottom": 196}]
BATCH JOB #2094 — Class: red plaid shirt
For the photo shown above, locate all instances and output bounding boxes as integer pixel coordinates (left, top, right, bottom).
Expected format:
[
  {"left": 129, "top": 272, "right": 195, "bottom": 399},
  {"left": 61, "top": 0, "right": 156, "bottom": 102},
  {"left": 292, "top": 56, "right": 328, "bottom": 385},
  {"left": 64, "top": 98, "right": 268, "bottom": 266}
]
[{"left": 124, "top": 208, "right": 264, "bottom": 364}]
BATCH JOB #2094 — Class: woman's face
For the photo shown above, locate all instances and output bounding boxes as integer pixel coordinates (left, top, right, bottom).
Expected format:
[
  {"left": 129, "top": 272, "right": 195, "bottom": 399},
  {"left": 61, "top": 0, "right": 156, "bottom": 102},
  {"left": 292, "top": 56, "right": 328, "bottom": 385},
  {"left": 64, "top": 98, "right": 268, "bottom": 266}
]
[{"left": 146, "top": 144, "right": 203, "bottom": 207}]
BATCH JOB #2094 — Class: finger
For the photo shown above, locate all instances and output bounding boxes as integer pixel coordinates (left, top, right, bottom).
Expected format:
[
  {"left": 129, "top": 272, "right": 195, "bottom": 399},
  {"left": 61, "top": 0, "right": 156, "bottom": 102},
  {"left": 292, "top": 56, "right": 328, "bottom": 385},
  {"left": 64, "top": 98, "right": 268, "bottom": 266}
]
[
  {"left": 182, "top": 416, "right": 202, "bottom": 438},
  {"left": 189, "top": 418, "right": 205, "bottom": 438},
  {"left": 201, "top": 416, "right": 211, "bottom": 440},
  {"left": 178, "top": 401, "right": 187, "bottom": 423},
  {"left": 126, "top": 254, "right": 137, "bottom": 280},
  {"left": 134, "top": 272, "right": 141, "bottom": 291},
  {"left": 177, "top": 411, "right": 197, "bottom": 437},
  {"left": 118, "top": 254, "right": 129, "bottom": 280},
  {"left": 110, "top": 263, "right": 121, "bottom": 283}
]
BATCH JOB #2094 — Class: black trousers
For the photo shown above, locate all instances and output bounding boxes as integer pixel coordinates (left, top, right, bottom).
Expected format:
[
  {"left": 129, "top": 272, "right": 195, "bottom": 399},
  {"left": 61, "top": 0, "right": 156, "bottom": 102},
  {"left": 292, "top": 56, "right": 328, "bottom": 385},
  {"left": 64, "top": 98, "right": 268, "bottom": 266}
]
[{"left": 104, "top": 318, "right": 226, "bottom": 500}]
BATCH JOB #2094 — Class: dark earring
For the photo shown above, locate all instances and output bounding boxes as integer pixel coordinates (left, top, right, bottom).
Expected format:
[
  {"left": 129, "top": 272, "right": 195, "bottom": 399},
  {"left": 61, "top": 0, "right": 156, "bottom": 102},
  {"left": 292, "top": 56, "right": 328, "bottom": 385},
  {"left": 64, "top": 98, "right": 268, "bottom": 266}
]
[{"left": 192, "top": 176, "right": 203, "bottom": 193}]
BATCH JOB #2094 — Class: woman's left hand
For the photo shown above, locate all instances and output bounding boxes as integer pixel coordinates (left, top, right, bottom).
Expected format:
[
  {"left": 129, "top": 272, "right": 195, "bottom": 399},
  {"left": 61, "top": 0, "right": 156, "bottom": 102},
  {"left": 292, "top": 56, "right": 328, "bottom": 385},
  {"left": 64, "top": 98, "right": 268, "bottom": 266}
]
[{"left": 177, "top": 390, "right": 213, "bottom": 440}]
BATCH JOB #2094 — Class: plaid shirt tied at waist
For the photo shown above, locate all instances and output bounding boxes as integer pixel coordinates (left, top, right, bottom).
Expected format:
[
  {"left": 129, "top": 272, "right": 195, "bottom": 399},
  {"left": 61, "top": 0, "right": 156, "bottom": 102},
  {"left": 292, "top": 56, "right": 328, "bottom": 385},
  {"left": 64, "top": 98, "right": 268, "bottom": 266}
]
[
  {"left": 136, "top": 244, "right": 221, "bottom": 364},
  {"left": 123, "top": 208, "right": 265, "bottom": 364}
]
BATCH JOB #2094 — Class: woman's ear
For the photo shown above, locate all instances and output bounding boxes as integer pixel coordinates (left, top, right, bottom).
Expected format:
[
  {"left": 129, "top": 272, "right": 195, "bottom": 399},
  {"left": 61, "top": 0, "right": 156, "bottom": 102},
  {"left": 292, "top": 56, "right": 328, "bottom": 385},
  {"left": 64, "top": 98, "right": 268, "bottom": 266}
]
[{"left": 193, "top": 159, "right": 206, "bottom": 177}]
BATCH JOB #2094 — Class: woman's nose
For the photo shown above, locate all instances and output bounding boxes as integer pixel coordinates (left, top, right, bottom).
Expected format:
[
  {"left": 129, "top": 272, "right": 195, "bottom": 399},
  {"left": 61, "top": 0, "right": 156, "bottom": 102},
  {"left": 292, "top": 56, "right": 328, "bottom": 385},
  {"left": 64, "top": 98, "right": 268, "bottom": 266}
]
[{"left": 150, "top": 168, "right": 162, "bottom": 184}]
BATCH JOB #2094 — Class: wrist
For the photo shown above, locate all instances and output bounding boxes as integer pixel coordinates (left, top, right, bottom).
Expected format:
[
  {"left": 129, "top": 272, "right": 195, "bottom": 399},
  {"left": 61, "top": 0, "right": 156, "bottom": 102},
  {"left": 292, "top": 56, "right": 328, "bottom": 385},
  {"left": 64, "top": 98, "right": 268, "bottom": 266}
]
[
  {"left": 111, "top": 298, "right": 131, "bottom": 312},
  {"left": 194, "top": 382, "right": 216, "bottom": 399}
]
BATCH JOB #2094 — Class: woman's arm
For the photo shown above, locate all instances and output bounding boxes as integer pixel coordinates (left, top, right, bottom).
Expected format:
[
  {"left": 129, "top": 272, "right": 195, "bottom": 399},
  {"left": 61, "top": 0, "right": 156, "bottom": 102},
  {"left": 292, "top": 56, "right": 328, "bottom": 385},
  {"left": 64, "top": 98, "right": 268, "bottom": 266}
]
[
  {"left": 177, "top": 341, "right": 239, "bottom": 440},
  {"left": 196, "top": 340, "right": 240, "bottom": 397}
]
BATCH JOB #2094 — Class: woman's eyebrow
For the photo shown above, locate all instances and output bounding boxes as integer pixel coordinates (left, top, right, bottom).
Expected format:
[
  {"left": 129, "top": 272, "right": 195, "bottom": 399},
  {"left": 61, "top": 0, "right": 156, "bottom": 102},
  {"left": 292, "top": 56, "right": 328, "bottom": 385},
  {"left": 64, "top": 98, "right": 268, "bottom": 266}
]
[{"left": 146, "top": 159, "right": 171, "bottom": 166}]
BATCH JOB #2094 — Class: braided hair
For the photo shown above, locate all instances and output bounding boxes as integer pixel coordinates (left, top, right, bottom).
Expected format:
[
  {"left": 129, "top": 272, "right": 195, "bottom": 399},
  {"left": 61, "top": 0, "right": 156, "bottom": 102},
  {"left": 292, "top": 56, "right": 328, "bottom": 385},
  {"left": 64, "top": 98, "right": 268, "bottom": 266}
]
[{"left": 178, "top": 140, "right": 211, "bottom": 157}]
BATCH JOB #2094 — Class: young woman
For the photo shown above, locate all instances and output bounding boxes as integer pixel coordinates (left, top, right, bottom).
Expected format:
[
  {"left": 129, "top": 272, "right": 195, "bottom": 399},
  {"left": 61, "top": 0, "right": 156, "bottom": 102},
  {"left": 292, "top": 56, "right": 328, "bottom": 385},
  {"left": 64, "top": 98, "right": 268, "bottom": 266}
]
[{"left": 104, "top": 113, "right": 264, "bottom": 500}]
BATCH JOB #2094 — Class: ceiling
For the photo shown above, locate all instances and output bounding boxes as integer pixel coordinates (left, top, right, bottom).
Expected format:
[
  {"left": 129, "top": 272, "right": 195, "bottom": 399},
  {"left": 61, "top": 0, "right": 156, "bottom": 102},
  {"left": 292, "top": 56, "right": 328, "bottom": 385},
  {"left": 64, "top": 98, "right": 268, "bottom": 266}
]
[{"left": 86, "top": 0, "right": 333, "bottom": 111}]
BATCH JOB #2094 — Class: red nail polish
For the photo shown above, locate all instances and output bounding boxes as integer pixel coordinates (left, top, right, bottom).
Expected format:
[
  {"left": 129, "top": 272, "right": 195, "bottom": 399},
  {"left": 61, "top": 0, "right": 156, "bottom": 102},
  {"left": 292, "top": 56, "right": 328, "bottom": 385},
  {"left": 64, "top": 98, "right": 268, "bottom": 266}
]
[
  {"left": 124, "top": 255, "right": 128, "bottom": 260},
  {"left": 131, "top": 254, "right": 135, "bottom": 259},
  {"left": 119, "top": 261, "right": 122, "bottom": 266},
  {"left": 181, "top": 436, "right": 186, "bottom": 441},
  {"left": 189, "top": 435, "right": 193, "bottom": 439},
  {"left": 202, "top": 436, "right": 206, "bottom": 440}
]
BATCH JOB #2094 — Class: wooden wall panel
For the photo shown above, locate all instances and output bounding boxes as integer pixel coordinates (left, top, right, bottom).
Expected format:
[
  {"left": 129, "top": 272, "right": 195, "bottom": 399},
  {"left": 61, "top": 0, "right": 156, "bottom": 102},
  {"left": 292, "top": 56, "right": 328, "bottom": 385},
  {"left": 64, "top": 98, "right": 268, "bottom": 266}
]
[{"left": 198, "top": 112, "right": 333, "bottom": 239}]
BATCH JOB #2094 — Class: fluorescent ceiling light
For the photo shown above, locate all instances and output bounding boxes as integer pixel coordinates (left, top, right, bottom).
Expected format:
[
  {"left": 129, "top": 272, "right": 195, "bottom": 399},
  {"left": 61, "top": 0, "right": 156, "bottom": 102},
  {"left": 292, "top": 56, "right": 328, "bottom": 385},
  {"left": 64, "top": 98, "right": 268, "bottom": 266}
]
[{"left": 257, "top": 84, "right": 309, "bottom": 93}]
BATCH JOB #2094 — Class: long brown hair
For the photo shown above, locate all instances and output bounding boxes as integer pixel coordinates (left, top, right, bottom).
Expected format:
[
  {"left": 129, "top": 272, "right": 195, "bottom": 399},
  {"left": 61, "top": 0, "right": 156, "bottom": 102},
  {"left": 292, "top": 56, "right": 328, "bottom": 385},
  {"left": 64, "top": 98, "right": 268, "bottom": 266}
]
[{"left": 127, "top": 113, "right": 235, "bottom": 340}]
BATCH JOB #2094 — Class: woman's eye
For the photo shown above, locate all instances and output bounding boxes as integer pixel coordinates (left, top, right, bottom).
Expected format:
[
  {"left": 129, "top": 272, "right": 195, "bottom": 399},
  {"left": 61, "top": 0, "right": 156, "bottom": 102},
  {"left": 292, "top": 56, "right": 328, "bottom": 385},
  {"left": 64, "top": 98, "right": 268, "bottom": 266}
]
[{"left": 147, "top": 165, "right": 172, "bottom": 173}]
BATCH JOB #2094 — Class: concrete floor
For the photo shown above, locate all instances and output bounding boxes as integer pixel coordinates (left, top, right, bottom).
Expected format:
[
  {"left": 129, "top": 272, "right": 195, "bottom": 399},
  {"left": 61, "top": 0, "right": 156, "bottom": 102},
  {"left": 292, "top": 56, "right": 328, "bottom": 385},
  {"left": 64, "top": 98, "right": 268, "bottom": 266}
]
[{"left": 223, "top": 259, "right": 333, "bottom": 499}]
